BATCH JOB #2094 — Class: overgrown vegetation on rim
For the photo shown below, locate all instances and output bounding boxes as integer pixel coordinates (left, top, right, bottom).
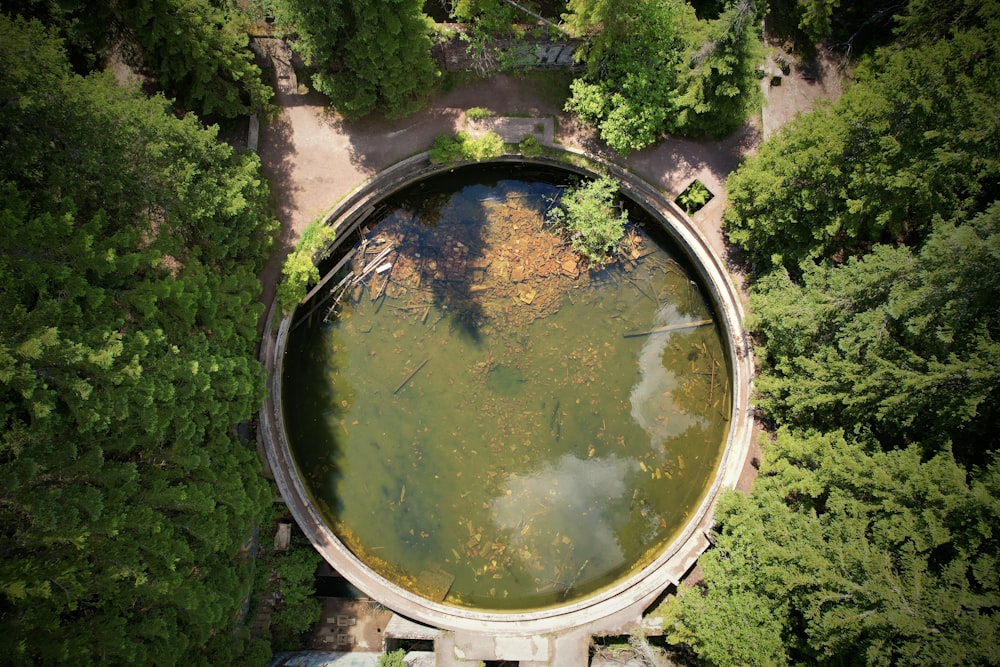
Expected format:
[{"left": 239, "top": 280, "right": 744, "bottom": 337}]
[
  {"left": 428, "top": 131, "right": 506, "bottom": 164},
  {"left": 277, "top": 219, "right": 337, "bottom": 315},
  {"left": 546, "top": 176, "right": 629, "bottom": 265}
]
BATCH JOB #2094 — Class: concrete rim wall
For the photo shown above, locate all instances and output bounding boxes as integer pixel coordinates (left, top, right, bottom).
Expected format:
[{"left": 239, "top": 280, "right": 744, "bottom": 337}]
[{"left": 259, "top": 149, "right": 755, "bottom": 636}]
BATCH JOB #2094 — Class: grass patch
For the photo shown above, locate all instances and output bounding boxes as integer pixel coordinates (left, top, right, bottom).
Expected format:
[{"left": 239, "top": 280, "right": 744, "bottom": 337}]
[{"left": 466, "top": 106, "right": 494, "bottom": 121}]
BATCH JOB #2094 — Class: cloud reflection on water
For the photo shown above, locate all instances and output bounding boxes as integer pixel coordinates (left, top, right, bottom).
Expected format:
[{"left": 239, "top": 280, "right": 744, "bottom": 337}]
[
  {"left": 490, "top": 454, "right": 638, "bottom": 584},
  {"left": 629, "top": 304, "right": 706, "bottom": 447}
]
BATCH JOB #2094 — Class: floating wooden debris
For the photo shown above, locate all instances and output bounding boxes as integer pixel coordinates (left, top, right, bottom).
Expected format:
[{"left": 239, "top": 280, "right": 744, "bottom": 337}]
[
  {"left": 293, "top": 270, "right": 355, "bottom": 329},
  {"left": 623, "top": 319, "right": 713, "bottom": 338},
  {"left": 393, "top": 358, "right": 429, "bottom": 395},
  {"left": 300, "top": 247, "right": 358, "bottom": 306}
]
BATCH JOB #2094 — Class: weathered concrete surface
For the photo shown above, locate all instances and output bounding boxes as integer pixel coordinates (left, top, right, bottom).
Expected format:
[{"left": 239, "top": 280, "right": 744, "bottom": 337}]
[{"left": 466, "top": 115, "right": 554, "bottom": 146}]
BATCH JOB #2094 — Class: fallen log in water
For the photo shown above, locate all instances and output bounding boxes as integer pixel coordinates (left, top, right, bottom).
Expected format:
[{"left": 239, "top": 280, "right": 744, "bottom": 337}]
[{"left": 623, "top": 319, "right": 713, "bottom": 338}]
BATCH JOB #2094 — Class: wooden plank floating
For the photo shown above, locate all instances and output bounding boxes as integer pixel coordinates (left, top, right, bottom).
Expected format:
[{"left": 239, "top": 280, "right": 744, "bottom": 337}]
[
  {"left": 292, "top": 270, "right": 355, "bottom": 331},
  {"left": 393, "top": 358, "right": 429, "bottom": 395},
  {"left": 623, "top": 319, "right": 713, "bottom": 338},
  {"left": 300, "top": 247, "right": 357, "bottom": 305}
]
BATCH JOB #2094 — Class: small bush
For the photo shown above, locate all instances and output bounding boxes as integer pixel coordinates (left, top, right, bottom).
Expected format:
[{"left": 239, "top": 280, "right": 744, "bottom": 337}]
[
  {"left": 429, "top": 132, "right": 466, "bottom": 164},
  {"left": 378, "top": 649, "right": 407, "bottom": 667},
  {"left": 676, "top": 180, "right": 713, "bottom": 214},
  {"left": 428, "top": 131, "right": 505, "bottom": 164},
  {"left": 276, "top": 220, "right": 337, "bottom": 315},
  {"left": 462, "top": 130, "right": 505, "bottom": 161},
  {"left": 466, "top": 106, "right": 493, "bottom": 120},
  {"left": 546, "top": 176, "right": 628, "bottom": 265},
  {"left": 518, "top": 134, "right": 543, "bottom": 157}
]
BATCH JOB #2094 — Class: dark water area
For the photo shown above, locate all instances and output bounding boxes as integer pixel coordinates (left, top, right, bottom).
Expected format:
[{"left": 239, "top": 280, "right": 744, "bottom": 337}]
[{"left": 282, "top": 165, "right": 731, "bottom": 611}]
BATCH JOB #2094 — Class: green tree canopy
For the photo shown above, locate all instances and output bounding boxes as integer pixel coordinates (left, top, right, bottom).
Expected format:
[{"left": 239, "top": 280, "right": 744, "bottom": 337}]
[
  {"left": 748, "top": 207, "right": 1000, "bottom": 463},
  {"left": 669, "top": 4, "right": 1000, "bottom": 663},
  {"left": 0, "top": 16, "right": 276, "bottom": 663},
  {"left": 114, "top": 0, "right": 273, "bottom": 118},
  {"left": 565, "top": 0, "right": 695, "bottom": 154},
  {"left": 724, "top": 14, "right": 1000, "bottom": 271},
  {"left": 4, "top": 0, "right": 272, "bottom": 118},
  {"left": 274, "top": 0, "right": 439, "bottom": 118},
  {"left": 673, "top": 0, "right": 764, "bottom": 137},
  {"left": 564, "top": 0, "right": 763, "bottom": 154},
  {"left": 664, "top": 429, "right": 1000, "bottom": 666},
  {"left": 546, "top": 176, "right": 629, "bottom": 264}
]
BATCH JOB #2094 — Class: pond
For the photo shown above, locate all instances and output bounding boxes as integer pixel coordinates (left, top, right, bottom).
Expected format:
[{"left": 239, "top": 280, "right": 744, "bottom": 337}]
[{"left": 281, "top": 164, "right": 731, "bottom": 611}]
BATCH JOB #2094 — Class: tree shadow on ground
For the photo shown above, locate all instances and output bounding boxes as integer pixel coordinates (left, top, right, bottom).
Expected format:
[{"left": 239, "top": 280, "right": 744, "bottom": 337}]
[
  {"left": 327, "top": 73, "right": 573, "bottom": 173},
  {"left": 256, "top": 105, "right": 299, "bottom": 325}
]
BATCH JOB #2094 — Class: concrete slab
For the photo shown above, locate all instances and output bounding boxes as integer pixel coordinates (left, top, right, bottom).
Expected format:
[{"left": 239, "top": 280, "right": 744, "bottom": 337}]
[
  {"left": 270, "top": 651, "right": 381, "bottom": 667},
  {"left": 467, "top": 115, "right": 555, "bottom": 146},
  {"left": 308, "top": 598, "right": 393, "bottom": 652},
  {"left": 384, "top": 613, "right": 443, "bottom": 642},
  {"left": 450, "top": 630, "right": 551, "bottom": 662},
  {"left": 435, "top": 633, "right": 488, "bottom": 666}
]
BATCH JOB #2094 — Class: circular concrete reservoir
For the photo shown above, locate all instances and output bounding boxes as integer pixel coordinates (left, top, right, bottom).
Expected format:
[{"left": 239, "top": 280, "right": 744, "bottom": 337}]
[{"left": 262, "top": 156, "right": 752, "bottom": 635}]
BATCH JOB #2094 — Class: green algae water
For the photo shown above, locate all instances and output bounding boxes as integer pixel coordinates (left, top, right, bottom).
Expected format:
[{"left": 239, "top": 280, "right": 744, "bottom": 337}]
[{"left": 282, "top": 166, "right": 731, "bottom": 611}]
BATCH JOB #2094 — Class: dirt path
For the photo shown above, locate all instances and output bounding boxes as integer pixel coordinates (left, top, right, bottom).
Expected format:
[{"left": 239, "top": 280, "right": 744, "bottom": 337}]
[
  {"left": 257, "top": 76, "right": 746, "bottom": 310},
  {"left": 257, "top": 46, "right": 843, "bottom": 306}
]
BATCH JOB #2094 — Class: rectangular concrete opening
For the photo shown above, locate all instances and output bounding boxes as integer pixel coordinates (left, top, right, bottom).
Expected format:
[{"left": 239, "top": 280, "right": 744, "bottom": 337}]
[{"left": 385, "top": 637, "right": 434, "bottom": 653}]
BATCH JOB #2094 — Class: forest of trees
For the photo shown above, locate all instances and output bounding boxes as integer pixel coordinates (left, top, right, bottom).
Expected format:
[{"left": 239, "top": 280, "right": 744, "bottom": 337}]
[
  {"left": 564, "top": 0, "right": 764, "bottom": 152},
  {"left": 663, "top": 0, "right": 1000, "bottom": 664},
  {"left": 2, "top": 0, "right": 272, "bottom": 119},
  {"left": 0, "top": 11, "right": 278, "bottom": 663},
  {"left": 2, "top": 0, "right": 998, "bottom": 664}
]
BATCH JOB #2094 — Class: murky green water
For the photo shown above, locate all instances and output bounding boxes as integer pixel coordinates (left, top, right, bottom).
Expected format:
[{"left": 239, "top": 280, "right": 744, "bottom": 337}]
[{"left": 282, "top": 167, "right": 730, "bottom": 611}]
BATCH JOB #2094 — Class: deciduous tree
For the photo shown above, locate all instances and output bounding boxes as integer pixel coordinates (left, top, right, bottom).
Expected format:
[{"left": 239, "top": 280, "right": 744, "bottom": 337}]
[
  {"left": 565, "top": 0, "right": 762, "bottom": 153},
  {"left": 546, "top": 176, "right": 629, "bottom": 264},
  {"left": 724, "top": 18, "right": 1000, "bottom": 271},
  {"left": 565, "top": 0, "right": 695, "bottom": 154},
  {"left": 275, "top": 0, "right": 438, "bottom": 118}
]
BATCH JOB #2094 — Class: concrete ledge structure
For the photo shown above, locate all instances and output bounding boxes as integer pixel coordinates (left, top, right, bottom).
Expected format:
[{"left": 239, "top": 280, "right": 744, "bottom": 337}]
[{"left": 259, "top": 148, "right": 754, "bottom": 664}]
